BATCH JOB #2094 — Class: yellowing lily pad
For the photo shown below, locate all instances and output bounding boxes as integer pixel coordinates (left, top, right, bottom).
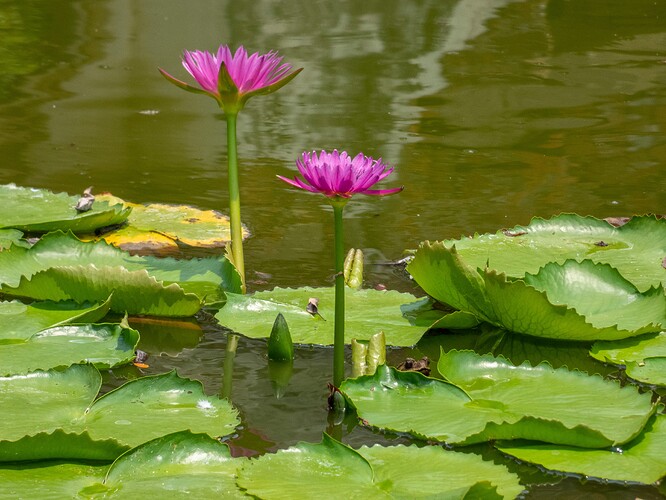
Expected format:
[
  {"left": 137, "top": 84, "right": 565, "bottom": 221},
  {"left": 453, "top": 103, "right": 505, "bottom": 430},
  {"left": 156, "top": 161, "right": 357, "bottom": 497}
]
[{"left": 84, "top": 194, "right": 250, "bottom": 256}]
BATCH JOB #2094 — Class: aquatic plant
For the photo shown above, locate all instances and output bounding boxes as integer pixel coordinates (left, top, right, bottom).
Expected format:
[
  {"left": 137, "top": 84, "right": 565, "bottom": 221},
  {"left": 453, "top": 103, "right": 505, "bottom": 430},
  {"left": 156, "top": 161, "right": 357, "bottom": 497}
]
[
  {"left": 278, "top": 150, "right": 402, "bottom": 388},
  {"left": 160, "top": 45, "right": 302, "bottom": 292}
]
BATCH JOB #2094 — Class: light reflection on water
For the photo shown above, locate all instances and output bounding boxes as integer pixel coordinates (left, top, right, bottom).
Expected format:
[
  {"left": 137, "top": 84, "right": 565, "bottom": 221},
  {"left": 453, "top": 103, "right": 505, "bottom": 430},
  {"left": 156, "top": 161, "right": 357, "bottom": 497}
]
[{"left": 2, "top": 0, "right": 666, "bottom": 496}]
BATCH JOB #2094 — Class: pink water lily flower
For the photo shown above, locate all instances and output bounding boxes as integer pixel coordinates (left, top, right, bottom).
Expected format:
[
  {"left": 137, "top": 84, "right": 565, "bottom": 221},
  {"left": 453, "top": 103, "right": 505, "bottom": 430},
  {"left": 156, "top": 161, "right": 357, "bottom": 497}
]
[
  {"left": 278, "top": 150, "right": 403, "bottom": 199},
  {"left": 159, "top": 45, "right": 302, "bottom": 113}
]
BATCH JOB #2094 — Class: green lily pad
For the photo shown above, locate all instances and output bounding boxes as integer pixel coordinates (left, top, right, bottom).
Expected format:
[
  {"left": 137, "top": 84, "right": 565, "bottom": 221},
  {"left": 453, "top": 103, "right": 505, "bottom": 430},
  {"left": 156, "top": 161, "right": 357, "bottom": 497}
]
[
  {"left": 238, "top": 433, "right": 523, "bottom": 499},
  {"left": 0, "top": 322, "right": 139, "bottom": 375},
  {"left": 99, "top": 431, "right": 248, "bottom": 498},
  {"left": 341, "top": 351, "right": 655, "bottom": 447},
  {"left": 0, "top": 364, "right": 240, "bottom": 461},
  {"left": 497, "top": 413, "right": 666, "bottom": 484},
  {"left": 0, "top": 230, "right": 241, "bottom": 307},
  {"left": 215, "top": 287, "right": 445, "bottom": 346},
  {"left": 238, "top": 434, "right": 380, "bottom": 498},
  {"left": 358, "top": 443, "right": 523, "bottom": 499},
  {"left": 0, "top": 184, "right": 131, "bottom": 234},
  {"left": 2, "top": 266, "right": 202, "bottom": 317},
  {"left": 438, "top": 350, "right": 655, "bottom": 446},
  {"left": 0, "top": 462, "right": 106, "bottom": 498},
  {"left": 0, "top": 299, "right": 111, "bottom": 341},
  {"left": 0, "top": 229, "right": 26, "bottom": 250},
  {"left": 441, "top": 214, "right": 666, "bottom": 291},
  {"left": 408, "top": 244, "right": 665, "bottom": 340},
  {"left": 590, "top": 331, "right": 666, "bottom": 386}
]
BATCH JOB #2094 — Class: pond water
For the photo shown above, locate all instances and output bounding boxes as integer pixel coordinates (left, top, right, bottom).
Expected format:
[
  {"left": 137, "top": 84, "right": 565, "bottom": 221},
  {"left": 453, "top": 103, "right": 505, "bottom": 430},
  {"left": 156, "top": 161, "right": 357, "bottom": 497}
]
[{"left": 1, "top": 0, "right": 665, "bottom": 497}]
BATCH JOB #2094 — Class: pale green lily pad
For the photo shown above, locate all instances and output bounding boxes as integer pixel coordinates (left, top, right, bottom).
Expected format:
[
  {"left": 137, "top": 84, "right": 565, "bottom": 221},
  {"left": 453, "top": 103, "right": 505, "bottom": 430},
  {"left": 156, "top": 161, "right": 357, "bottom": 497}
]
[
  {"left": 0, "top": 364, "right": 240, "bottom": 461},
  {"left": 0, "top": 323, "right": 139, "bottom": 375},
  {"left": 408, "top": 244, "right": 665, "bottom": 341},
  {"left": 3, "top": 266, "right": 202, "bottom": 317},
  {"left": 238, "top": 434, "right": 384, "bottom": 499},
  {"left": 98, "top": 431, "right": 248, "bottom": 498},
  {"left": 341, "top": 351, "right": 655, "bottom": 447},
  {"left": 0, "top": 230, "right": 241, "bottom": 307},
  {"left": 358, "top": 443, "right": 524, "bottom": 499},
  {"left": 590, "top": 331, "right": 666, "bottom": 386},
  {"left": 438, "top": 350, "right": 655, "bottom": 446},
  {"left": 497, "top": 413, "right": 666, "bottom": 484},
  {"left": 0, "top": 184, "right": 131, "bottom": 234},
  {"left": 443, "top": 214, "right": 666, "bottom": 291},
  {"left": 238, "top": 433, "right": 523, "bottom": 499},
  {"left": 0, "top": 462, "right": 106, "bottom": 499},
  {"left": 0, "top": 228, "right": 26, "bottom": 249},
  {"left": 215, "top": 287, "right": 445, "bottom": 346},
  {"left": 0, "top": 299, "right": 111, "bottom": 341}
]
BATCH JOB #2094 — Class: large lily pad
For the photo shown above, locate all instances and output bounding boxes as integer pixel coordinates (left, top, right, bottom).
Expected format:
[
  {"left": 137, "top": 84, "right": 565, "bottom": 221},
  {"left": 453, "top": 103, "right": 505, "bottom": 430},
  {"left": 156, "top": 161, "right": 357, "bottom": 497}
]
[
  {"left": 590, "top": 331, "right": 666, "bottom": 386},
  {"left": 408, "top": 243, "right": 665, "bottom": 340},
  {"left": 0, "top": 230, "right": 241, "bottom": 308},
  {"left": 497, "top": 413, "right": 666, "bottom": 484},
  {"left": 0, "top": 323, "right": 139, "bottom": 375},
  {"left": 341, "top": 351, "right": 655, "bottom": 447},
  {"left": 100, "top": 431, "right": 248, "bottom": 498},
  {"left": 0, "top": 299, "right": 111, "bottom": 341},
  {"left": 238, "top": 433, "right": 523, "bottom": 499},
  {"left": 441, "top": 214, "right": 666, "bottom": 291},
  {"left": 0, "top": 184, "right": 131, "bottom": 234},
  {"left": 0, "top": 364, "right": 239, "bottom": 461},
  {"left": 215, "top": 287, "right": 445, "bottom": 346}
]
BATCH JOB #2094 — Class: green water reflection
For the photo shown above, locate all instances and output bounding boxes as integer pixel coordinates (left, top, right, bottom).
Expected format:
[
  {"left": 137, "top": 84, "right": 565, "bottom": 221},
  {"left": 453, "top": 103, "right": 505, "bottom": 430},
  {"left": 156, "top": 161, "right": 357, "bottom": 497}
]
[{"left": 1, "top": 0, "right": 665, "bottom": 496}]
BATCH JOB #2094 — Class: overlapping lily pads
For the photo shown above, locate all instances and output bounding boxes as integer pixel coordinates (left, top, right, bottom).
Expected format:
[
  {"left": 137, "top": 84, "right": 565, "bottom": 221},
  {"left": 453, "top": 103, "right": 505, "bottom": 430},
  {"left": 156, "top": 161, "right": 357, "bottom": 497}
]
[
  {"left": 0, "top": 431, "right": 524, "bottom": 498},
  {"left": 215, "top": 286, "right": 446, "bottom": 346},
  {"left": 497, "top": 413, "right": 666, "bottom": 484},
  {"left": 239, "top": 433, "right": 524, "bottom": 499},
  {"left": 590, "top": 331, "right": 666, "bottom": 386},
  {"left": 0, "top": 231, "right": 241, "bottom": 315},
  {"left": 0, "top": 364, "right": 239, "bottom": 461},
  {"left": 0, "top": 299, "right": 111, "bottom": 341},
  {"left": 407, "top": 214, "right": 666, "bottom": 341},
  {"left": 341, "top": 350, "right": 655, "bottom": 447},
  {"left": 0, "top": 184, "right": 131, "bottom": 234},
  {"left": 437, "top": 214, "right": 666, "bottom": 291}
]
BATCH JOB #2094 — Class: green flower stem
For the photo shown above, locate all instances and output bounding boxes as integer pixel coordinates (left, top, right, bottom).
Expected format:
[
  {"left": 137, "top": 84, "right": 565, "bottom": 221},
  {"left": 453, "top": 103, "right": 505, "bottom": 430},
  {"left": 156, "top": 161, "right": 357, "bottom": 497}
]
[
  {"left": 225, "top": 111, "right": 246, "bottom": 294},
  {"left": 332, "top": 199, "right": 347, "bottom": 387}
]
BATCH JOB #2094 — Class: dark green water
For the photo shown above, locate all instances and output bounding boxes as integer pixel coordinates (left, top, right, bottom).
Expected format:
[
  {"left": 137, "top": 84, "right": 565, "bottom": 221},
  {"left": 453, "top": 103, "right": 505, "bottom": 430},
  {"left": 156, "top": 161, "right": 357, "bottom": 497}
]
[{"left": 1, "top": 0, "right": 665, "bottom": 497}]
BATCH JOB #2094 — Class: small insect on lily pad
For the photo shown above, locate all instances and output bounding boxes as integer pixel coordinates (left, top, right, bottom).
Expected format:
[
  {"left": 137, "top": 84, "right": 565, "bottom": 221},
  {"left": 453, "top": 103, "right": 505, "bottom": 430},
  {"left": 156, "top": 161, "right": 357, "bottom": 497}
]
[{"left": 83, "top": 194, "right": 250, "bottom": 256}]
